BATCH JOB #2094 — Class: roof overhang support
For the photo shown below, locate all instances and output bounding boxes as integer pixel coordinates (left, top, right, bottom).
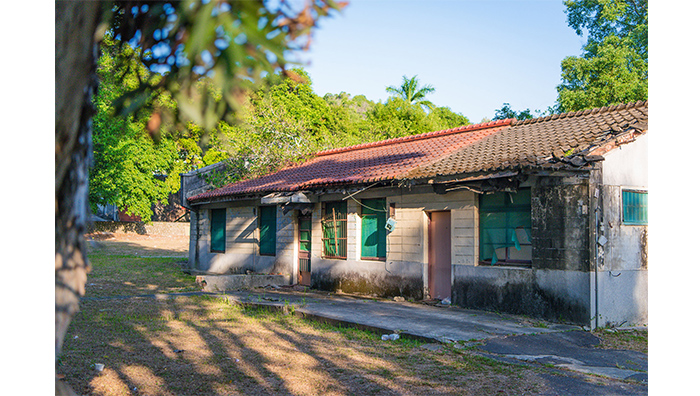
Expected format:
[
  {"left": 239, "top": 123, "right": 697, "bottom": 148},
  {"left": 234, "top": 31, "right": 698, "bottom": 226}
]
[
  {"left": 261, "top": 191, "right": 315, "bottom": 205},
  {"left": 261, "top": 191, "right": 317, "bottom": 215},
  {"left": 429, "top": 171, "right": 524, "bottom": 195},
  {"left": 428, "top": 167, "right": 592, "bottom": 195}
]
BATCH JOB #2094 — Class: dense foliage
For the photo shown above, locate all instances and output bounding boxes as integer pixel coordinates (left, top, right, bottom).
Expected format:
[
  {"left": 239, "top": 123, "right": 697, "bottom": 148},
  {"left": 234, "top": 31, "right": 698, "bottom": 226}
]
[
  {"left": 90, "top": 39, "right": 191, "bottom": 222},
  {"left": 89, "top": 1, "right": 649, "bottom": 221},
  {"left": 90, "top": 48, "right": 470, "bottom": 219},
  {"left": 556, "top": 0, "right": 648, "bottom": 112},
  {"left": 205, "top": 70, "right": 471, "bottom": 185}
]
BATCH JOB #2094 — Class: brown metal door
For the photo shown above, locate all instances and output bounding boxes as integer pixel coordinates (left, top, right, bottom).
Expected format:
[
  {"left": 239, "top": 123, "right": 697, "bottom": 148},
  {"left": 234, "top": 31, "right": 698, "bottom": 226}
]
[
  {"left": 428, "top": 211, "right": 451, "bottom": 300},
  {"left": 298, "top": 214, "right": 312, "bottom": 286}
]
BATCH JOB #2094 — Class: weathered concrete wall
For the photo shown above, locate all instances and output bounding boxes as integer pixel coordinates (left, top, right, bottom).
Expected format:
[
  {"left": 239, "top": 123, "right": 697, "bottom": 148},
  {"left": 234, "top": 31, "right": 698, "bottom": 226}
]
[
  {"left": 305, "top": 187, "right": 478, "bottom": 300},
  {"left": 595, "top": 134, "right": 648, "bottom": 326},
  {"left": 308, "top": 191, "right": 427, "bottom": 298},
  {"left": 188, "top": 202, "right": 294, "bottom": 278},
  {"left": 87, "top": 221, "right": 189, "bottom": 236},
  {"left": 451, "top": 266, "right": 591, "bottom": 324},
  {"left": 531, "top": 176, "right": 590, "bottom": 272},
  {"left": 601, "top": 134, "right": 648, "bottom": 187},
  {"left": 447, "top": 177, "right": 595, "bottom": 325},
  {"left": 196, "top": 274, "right": 288, "bottom": 292},
  {"left": 179, "top": 161, "right": 229, "bottom": 203},
  {"left": 311, "top": 258, "right": 424, "bottom": 300}
]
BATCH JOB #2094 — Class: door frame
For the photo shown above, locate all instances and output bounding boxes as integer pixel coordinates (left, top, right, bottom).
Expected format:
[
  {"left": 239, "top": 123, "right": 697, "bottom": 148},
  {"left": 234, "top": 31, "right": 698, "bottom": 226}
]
[
  {"left": 426, "top": 210, "right": 452, "bottom": 300},
  {"left": 297, "top": 212, "right": 312, "bottom": 286}
]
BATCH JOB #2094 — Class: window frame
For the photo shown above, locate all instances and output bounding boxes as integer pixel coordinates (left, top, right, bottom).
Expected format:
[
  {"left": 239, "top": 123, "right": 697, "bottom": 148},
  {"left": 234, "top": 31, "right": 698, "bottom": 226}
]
[
  {"left": 360, "top": 198, "right": 387, "bottom": 261},
  {"left": 258, "top": 205, "right": 277, "bottom": 256},
  {"left": 621, "top": 189, "right": 648, "bottom": 226},
  {"left": 478, "top": 189, "right": 532, "bottom": 267},
  {"left": 321, "top": 201, "right": 348, "bottom": 259},
  {"left": 210, "top": 208, "right": 226, "bottom": 253}
]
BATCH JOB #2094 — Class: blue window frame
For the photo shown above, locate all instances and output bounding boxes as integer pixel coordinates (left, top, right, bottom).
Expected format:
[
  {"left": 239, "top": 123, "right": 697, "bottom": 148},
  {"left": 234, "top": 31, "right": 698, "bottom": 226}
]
[{"left": 622, "top": 190, "right": 648, "bottom": 225}]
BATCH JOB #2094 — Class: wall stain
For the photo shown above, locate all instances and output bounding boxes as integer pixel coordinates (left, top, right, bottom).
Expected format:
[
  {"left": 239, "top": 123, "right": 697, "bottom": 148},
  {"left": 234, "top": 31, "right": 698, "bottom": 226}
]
[
  {"left": 312, "top": 271, "right": 423, "bottom": 301},
  {"left": 452, "top": 278, "right": 589, "bottom": 325}
]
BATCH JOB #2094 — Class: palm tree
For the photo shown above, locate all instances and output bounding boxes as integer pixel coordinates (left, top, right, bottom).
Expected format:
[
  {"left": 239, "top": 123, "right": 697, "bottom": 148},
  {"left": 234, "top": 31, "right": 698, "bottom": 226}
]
[{"left": 386, "top": 75, "right": 436, "bottom": 110}]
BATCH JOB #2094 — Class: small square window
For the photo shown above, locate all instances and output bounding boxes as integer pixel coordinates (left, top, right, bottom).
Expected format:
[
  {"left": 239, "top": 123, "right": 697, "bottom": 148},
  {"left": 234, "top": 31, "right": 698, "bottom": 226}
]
[{"left": 622, "top": 190, "right": 648, "bottom": 225}]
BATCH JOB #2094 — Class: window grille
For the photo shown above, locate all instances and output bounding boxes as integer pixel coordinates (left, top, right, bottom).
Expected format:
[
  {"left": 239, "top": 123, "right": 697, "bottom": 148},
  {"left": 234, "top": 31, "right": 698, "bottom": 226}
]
[{"left": 321, "top": 201, "right": 347, "bottom": 259}]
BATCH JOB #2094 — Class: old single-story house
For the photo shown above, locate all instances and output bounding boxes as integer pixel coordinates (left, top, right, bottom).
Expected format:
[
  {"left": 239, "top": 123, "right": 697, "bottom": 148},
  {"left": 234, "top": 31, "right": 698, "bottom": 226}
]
[{"left": 182, "top": 101, "right": 648, "bottom": 328}]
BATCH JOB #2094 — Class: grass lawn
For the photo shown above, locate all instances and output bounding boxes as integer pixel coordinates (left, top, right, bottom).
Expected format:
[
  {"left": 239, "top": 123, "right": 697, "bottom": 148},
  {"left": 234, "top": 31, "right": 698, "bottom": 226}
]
[
  {"left": 57, "top": 248, "right": 647, "bottom": 395},
  {"left": 58, "top": 252, "right": 550, "bottom": 395}
]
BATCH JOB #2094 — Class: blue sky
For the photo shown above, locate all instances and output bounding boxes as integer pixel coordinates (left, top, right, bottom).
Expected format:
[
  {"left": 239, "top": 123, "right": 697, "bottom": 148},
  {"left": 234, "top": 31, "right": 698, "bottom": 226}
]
[{"left": 294, "top": 0, "right": 587, "bottom": 122}]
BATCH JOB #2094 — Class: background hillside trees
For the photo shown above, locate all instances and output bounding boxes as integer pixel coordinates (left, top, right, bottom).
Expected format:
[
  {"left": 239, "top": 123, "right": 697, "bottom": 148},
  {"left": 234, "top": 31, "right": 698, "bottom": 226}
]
[
  {"left": 91, "top": 64, "right": 471, "bottom": 212},
  {"left": 385, "top": 75, "right": 436, "bottom": 110},
  {"left": 556, "top": 0, "right": 647, "bottom": 111}
]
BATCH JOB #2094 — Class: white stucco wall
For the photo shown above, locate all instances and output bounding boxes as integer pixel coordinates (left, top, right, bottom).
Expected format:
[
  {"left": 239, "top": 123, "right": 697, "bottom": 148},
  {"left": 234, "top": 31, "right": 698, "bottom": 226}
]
[
  {"left": 597, "top": 132, "right": 649, "bottom": 326},
  {"left": 601, "top": 133, "right": 648, "bottom": 187}
]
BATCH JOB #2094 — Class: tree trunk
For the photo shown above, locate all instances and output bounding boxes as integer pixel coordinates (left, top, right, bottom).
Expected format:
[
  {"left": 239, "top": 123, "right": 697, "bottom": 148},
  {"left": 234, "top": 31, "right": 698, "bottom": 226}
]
[{"left": 55, "top": 1, "right": 102, "bottom": 394}]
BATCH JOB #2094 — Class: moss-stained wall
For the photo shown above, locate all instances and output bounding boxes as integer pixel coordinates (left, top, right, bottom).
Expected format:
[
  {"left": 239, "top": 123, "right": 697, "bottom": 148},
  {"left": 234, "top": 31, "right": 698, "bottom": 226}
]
[{"left": 531, "top": 176, "right": 590, "bottom": 272}]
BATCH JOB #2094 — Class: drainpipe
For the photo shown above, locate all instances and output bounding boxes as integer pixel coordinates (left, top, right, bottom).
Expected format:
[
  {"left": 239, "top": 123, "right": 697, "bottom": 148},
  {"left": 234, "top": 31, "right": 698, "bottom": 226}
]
[
  {"left": 194, "top": 209, "right": 200, "bottom": 269},
  {"left": 594, "top": 206, "right": 600, "bottom": 330}
]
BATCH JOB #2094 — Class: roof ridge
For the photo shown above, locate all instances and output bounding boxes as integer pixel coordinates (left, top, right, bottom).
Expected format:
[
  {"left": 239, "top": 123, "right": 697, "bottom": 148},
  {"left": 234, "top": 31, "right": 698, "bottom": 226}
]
[
  {"left": 512, "top": 100, "right": 648, "bottom": 126},
  {"left": 314, "top": 118, "right": 516, "bottom": 157}
]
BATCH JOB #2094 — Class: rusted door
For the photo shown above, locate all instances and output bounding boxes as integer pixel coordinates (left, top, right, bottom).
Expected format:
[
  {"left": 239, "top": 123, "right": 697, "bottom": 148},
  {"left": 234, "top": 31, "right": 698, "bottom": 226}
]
[
  {"left": 428, "top": 211, "right": 451, "bottom": 300},
  {"left": 298, "top": 214, "right": 312, "bottom": 286}
]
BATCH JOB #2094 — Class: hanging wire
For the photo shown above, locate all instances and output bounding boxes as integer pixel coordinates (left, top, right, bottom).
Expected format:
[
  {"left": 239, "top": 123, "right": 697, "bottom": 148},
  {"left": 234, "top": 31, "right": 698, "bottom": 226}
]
[{"left": 346, "top": 194, "right": 387, "bottom": 213}]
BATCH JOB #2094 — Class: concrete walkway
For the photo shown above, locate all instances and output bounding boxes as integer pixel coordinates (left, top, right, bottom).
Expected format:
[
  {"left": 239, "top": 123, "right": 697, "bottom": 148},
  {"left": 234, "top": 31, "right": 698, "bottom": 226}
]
[
  {"left": 222, "top": 288, "right": 579, "bottom": 341},
  {"left": 220, "top": 287, "right": 648, "bottom": 394}
]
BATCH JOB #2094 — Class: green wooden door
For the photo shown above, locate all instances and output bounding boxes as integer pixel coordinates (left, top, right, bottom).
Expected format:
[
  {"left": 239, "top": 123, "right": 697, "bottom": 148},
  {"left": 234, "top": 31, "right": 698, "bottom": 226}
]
[{"left": 361, "top": 199, "right": 386, "bottom": 259}]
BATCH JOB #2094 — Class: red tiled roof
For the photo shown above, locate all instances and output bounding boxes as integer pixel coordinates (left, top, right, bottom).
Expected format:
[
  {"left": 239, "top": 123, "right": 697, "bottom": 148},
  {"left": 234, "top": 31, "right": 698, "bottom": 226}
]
[
  {"left": 401, "top": 101, "right": 648, "bottom": 180},
  {"left": 188, "top": 119, "right": 514, "bottom": 202},
  {"left": 188, "top": 100, "right": 649, "bottom": 204}
]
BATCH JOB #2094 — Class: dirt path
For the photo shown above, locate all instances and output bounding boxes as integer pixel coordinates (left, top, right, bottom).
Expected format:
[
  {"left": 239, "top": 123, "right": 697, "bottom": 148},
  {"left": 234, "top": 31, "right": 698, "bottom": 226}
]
[{"left": 85, "top": 232, "right": 189, "bottom": 257}]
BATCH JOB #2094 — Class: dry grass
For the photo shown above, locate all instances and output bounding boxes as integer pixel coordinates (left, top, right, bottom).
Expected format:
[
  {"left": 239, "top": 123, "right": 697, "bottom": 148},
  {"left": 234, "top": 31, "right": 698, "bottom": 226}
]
[
  {"left": 59, "top": 295, "right": 545, "bottom": 395},
  {"left": 84, "top": 254, "right": 198, "bottom": 298},
  {"left": 595, "top": 328, "right": 648, "bottom": 354},
  {"left": 58, "top": 249, "right": 548, "bottom": 395},
  {"left": 56, "top": 237, "right": 646, "bottom": 395}
]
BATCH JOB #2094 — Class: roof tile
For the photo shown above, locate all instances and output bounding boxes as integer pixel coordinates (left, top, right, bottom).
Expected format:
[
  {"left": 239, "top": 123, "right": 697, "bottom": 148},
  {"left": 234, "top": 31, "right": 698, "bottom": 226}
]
[
  {"left": 401, "top": 101, "right": 648, "bottom": 180},
  {"left": 188, "top": 101, "right": 648, "bottom": 203},
  {"left": 189, "top": 119, "right": 514, "bottom": 202}
]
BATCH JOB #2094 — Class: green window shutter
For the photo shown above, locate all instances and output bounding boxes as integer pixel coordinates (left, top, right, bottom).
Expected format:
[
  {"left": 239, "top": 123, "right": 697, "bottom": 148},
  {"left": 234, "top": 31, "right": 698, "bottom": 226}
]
[
  {"left": 259, "top": 206, "right": 277, "bottom": 255},
  {"left": 210, "top": 208, "right": 226, "bottom": 253},
  {"left": 622, "top": 190, "right": 648, "bottom": 225},
  {"left": 361, "top": 199, "right": 386, "bottom": 259}
]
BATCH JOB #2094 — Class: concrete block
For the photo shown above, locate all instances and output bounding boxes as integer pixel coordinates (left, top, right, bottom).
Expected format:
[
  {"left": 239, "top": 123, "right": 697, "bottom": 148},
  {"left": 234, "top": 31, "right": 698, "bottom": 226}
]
[{"left": 196, "top": 274, "right": 288, "bottom": 292}]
